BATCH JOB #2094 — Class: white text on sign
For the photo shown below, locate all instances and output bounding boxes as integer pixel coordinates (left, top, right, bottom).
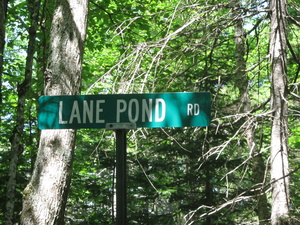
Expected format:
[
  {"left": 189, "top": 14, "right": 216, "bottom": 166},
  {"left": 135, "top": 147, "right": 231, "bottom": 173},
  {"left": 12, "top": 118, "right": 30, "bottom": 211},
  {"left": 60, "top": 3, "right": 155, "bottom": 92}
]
[
  {"left": 58, "top": 99, "right": 202, "bottom": 125},
  {"left": 58, "top": 98, "right": 173, "bottom": 124},
  {"left": 187, "top": 104, "right": 200, "bottom": 116}
]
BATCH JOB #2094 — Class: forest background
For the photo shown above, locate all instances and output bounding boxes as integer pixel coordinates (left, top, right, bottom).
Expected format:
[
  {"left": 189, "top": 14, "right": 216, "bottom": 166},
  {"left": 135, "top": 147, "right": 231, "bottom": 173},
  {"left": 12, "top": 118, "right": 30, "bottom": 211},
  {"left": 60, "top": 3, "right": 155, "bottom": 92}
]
[{"left": 1, "top": 0, "right": 300, "bottom": 224}]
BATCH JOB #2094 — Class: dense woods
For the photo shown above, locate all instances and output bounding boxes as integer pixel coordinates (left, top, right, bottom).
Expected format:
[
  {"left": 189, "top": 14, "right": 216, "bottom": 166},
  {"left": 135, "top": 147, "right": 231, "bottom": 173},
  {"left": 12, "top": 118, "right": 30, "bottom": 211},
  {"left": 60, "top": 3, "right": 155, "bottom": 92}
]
[{"left": 1, "top": 0, "right": 300, "bottom": 224}]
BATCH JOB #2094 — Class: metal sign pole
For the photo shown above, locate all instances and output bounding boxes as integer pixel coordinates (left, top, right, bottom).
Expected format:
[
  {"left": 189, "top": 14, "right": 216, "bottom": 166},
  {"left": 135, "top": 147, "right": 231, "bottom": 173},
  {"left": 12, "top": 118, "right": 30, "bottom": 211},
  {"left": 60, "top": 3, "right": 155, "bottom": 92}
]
[
  {"left": 115, "top": 129, "right": 127, "bottom": 225},
  {"left": 106, "top": 123, "right": 136, "bottom": 225}
]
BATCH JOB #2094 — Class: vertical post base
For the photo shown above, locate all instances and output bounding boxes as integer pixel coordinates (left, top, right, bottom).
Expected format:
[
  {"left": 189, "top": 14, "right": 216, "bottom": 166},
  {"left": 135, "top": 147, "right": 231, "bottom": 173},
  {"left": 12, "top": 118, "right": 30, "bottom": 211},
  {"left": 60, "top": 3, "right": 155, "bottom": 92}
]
[{"left": 116, "top": 129, "right": 127, "bottom": 225}]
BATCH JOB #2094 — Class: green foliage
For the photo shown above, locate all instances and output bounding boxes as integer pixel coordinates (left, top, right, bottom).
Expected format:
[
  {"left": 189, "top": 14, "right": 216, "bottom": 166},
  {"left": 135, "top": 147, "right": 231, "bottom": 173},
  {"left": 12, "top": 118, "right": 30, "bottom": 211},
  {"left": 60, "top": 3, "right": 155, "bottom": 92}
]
[
  {"left": 1, "top": 0, "right": 300, "bottom": 224},
  {"left": 0, "top": 0, "right": 44, "bottom": 223}
]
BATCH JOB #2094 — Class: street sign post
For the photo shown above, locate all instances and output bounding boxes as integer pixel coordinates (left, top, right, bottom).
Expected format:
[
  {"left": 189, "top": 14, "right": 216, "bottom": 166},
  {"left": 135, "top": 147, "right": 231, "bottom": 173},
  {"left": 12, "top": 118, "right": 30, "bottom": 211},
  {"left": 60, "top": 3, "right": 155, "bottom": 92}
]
[
  {"left": 38, "top": 92, "right": 211, "bottom": 225},
  {"left": 38, "top": 92, "right": 211, "bottom": 129},
  {"left": 106, "top": 123, "right": 135, "bottom": 225}
]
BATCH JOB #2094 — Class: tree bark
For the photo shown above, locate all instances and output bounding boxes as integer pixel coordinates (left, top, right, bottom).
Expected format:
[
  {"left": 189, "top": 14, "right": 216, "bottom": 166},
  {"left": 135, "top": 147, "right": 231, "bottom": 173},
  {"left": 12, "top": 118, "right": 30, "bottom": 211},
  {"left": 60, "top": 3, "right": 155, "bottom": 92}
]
[
  {"left": 0, "top": 0, "right": 8, "bottom": 106},
  {"left": 269, "top": 0, "right": 290, "bottom": 224},
  {"left": 234, "top": 6, "right": 270, "bottom": 224},
  {"left": 20, "top": 0, "right": 88, "bottom": 224},
  {"left": 5, "top": 1, "right": 40, "bottom": 224}
]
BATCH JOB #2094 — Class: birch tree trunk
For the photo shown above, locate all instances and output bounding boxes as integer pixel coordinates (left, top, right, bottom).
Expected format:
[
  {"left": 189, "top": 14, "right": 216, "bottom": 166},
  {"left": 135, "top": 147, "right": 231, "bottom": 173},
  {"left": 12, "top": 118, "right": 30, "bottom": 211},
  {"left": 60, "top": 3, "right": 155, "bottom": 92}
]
[
  {"left": 269, "top": 0, "right": 290, "bottom": 224},
  {"left": 20, "top": 0, "right": 88, "bottom": 224}
]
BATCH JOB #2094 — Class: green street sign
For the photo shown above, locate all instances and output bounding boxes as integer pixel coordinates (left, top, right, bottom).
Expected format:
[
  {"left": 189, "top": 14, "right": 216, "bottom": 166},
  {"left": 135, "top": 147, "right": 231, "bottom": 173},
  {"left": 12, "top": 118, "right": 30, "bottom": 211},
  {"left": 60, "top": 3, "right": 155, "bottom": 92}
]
[{"left": 38, "top": 92, "right": 211, "bottom": 129}]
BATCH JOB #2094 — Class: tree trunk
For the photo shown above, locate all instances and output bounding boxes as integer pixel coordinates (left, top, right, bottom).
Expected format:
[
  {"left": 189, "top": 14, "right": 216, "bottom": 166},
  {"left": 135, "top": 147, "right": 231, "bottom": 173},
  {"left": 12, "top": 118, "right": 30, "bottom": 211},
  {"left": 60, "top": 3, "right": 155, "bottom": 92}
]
[
  {"left": 269, "top": 0, "right": 290, "bottom": 224},
  {"left": 234, "top": 6, "right": 270, "bottom": 224},
  {"left": 5, "top": 1, "right": 40, "bottom": 224},
  {"left": 0, "top": 0, "right": 8, "bottom": 106},
  {"left": 20, "top": 0, "right": 88, "bottom": 224}
]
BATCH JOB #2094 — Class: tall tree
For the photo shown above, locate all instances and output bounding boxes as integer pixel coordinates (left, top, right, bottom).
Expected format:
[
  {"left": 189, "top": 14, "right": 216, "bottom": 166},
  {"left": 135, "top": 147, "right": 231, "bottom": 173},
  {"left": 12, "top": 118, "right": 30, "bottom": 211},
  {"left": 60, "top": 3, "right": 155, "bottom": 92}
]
[
  {"left": 20, "top": 0, "right": 88, "bottom": 224},
  {"left": 269, "top": 0, "right": 290, "bottom": 224},
  {"left": 5, "top": 0, "right": 40, "bottom": 224},
  {"left": 234, "top": 2, "right": 270, "bottom": 224},
  {"left": 0, "top": 0, "right": 8, "bottom": 106}
]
